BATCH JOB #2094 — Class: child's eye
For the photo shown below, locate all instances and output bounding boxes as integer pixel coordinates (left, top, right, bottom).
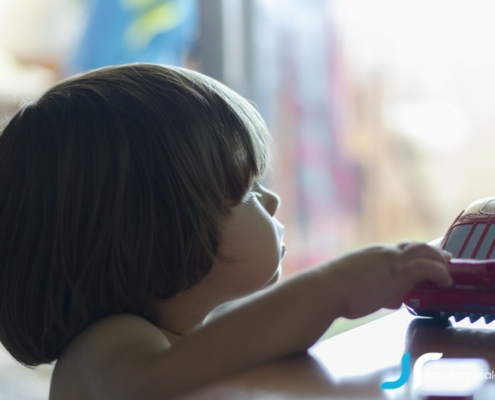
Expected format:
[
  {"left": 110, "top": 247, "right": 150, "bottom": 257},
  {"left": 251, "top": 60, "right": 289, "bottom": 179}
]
[
  {"left": 244, "top": 182, "right": 262, "bottom": 202},
  {"left": 251, "top": 182, "right": 263, "bottom": 197},
  {"left": 252, "top": 182, "right": 264, "bottom": 195}
]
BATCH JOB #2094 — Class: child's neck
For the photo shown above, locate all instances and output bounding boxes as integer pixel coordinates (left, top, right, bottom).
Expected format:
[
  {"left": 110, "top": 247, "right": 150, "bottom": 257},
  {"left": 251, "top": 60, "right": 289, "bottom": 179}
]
[
  {"left": 152, "top": 263, "right": 248, "bottom": 340},
  {"left": 152, "top": 283, "right": 217, "bottom": 340}
]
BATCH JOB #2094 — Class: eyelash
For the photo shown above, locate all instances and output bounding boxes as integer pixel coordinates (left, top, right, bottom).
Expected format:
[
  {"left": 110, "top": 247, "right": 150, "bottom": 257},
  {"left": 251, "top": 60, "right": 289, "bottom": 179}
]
[{"left": 246, "top": 182, "right": 262, "bottom": 201}]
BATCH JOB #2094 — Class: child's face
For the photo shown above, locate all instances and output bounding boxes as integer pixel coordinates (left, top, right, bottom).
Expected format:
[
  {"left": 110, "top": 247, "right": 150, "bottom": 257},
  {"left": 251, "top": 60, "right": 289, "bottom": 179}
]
[{"left": 211, "top": 184, "right": 284, "bottom": 299}]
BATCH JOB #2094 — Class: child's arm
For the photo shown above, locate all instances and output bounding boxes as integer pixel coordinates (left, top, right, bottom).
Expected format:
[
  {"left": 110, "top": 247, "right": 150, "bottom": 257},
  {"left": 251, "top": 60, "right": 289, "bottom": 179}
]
[{"left": 85, "top": 242, "right": 451, "bottom": 400}]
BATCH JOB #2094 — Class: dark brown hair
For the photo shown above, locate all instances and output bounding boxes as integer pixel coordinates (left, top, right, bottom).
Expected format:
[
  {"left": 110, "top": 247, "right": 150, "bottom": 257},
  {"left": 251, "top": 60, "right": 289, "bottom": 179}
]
[{"left": 0, "top": 64, "right": 269, "bottom": 366}]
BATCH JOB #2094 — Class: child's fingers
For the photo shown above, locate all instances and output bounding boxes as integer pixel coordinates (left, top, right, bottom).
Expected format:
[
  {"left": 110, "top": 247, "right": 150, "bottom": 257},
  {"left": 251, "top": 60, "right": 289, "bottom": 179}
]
[
  {"left": 398, "top": 241, "right": 413, "bottom": 250},
  {"left": 402, "top": 258, "right": 453, "bottom": 288},
  {"left": 400, "top": 241, "right": 451, "bottom": 264}
]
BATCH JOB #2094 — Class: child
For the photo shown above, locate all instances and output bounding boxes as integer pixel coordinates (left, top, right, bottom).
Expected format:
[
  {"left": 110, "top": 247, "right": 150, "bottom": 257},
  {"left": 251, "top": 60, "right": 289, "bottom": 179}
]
[{"left": 0, "top": 64, "right": 452, "bottom": 399}]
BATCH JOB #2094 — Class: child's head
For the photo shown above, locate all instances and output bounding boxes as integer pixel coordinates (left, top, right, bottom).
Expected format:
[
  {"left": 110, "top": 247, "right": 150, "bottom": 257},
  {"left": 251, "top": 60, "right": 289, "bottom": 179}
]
[{"left": 0, "top": 64, "right": 270, "bottom": 366}]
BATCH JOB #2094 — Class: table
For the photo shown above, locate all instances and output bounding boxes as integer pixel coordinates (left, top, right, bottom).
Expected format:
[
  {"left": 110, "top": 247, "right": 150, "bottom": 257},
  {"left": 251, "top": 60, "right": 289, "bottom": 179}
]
[{"left": 175, "top": 307, "right": 495, "bottom": 399}]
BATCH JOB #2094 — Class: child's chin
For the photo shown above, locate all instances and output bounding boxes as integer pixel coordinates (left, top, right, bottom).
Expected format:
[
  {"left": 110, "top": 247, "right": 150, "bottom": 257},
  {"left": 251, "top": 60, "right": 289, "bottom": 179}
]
[{"left": 265, "top": 267, "right": 282, "bottom": 287}]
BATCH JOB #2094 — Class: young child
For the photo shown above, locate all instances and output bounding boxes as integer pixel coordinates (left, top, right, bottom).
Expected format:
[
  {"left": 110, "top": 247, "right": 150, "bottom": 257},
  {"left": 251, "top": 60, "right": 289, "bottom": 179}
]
[{"left": 0, "top": 64, "right": 452, "bottom": 399}]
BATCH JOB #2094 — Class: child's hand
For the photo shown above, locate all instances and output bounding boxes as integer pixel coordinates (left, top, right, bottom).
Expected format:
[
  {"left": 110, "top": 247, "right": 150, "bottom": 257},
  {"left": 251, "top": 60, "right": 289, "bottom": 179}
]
[{"left": 327, "top": 242, "right": 452, "bottom": 320}]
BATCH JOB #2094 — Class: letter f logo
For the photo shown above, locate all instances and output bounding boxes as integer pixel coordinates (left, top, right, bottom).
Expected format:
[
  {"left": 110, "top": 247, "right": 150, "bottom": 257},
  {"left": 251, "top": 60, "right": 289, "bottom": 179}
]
[
  {"left": 380, "top": 352, "right": 411, "bottom": 390},
  {"left": 380, "top": 352, "right": 443, "bottom": 390}
]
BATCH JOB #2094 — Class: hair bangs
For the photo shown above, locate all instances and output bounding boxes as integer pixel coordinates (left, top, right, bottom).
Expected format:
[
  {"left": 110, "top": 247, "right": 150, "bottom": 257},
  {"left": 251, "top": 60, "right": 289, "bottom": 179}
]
[{"left": 205, "top": 79, "right": 271, "bottom": 204}]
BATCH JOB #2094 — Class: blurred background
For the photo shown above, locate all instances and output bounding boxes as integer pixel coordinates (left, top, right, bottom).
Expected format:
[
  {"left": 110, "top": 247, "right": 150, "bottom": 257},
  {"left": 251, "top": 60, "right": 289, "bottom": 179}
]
[{"left": 2, "top": 0, "right": 495, "bottom": 397}]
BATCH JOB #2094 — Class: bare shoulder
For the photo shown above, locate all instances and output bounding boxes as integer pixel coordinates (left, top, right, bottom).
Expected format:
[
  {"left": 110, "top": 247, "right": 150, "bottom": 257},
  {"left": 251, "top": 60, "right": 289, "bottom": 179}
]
[{"left": 50, "top": 314, "right": 171, "bottom": 400}]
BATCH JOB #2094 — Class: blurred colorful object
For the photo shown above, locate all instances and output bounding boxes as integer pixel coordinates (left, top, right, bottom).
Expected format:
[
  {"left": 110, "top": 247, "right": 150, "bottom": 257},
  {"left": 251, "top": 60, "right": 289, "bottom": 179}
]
[{"left": 68, "top": 0, "right": 198, "bottom": 74}]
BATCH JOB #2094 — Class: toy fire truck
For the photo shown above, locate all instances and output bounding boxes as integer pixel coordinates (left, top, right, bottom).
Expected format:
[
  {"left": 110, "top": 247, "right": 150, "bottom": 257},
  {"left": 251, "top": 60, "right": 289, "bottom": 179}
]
[{"left": 403, "top": 197, "right": 495, "bottom": 323}]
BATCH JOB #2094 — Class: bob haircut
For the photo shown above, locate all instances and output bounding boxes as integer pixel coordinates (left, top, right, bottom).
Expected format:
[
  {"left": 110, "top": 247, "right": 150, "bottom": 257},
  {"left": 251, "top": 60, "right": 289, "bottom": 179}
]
[{"left": 0, "top": 63, "right": 269, "bottom": 366}]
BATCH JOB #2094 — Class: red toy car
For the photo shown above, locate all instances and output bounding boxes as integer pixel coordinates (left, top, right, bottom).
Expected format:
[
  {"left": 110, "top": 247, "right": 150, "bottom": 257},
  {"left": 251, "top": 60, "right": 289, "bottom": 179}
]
[{"left": 403, "top": 197, "right": 495, "bottom": 323}]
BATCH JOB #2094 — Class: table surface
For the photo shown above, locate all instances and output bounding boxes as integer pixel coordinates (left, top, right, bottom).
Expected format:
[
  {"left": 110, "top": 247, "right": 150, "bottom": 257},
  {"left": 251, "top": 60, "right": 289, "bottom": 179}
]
[
  {"left": 2, "top": 306, "right": 495, "bottom": 399},
  {"left": 175, "top": 307, "right": 495, "bottom": 400}
]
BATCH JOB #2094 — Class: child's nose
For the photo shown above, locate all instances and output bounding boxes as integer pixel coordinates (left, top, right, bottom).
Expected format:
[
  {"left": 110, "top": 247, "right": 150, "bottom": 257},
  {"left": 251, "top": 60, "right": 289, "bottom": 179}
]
[{"left": 260, "top": 186, "right": 281, "bottom": 216}]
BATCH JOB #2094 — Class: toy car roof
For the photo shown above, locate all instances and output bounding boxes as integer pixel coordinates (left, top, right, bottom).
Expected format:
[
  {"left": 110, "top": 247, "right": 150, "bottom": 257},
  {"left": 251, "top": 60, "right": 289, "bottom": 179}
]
[{"left": 441, "top": 197, "right": 495, "bottom": 259}]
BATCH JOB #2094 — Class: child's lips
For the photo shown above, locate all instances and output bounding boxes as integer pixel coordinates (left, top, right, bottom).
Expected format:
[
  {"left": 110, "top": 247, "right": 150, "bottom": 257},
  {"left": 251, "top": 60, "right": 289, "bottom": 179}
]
[
  {"left": 266, "top": 266, "right": 282, "bottom": 286},
  {"left": 274, "top": 219, "right": 285, "bottom": 257}
]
